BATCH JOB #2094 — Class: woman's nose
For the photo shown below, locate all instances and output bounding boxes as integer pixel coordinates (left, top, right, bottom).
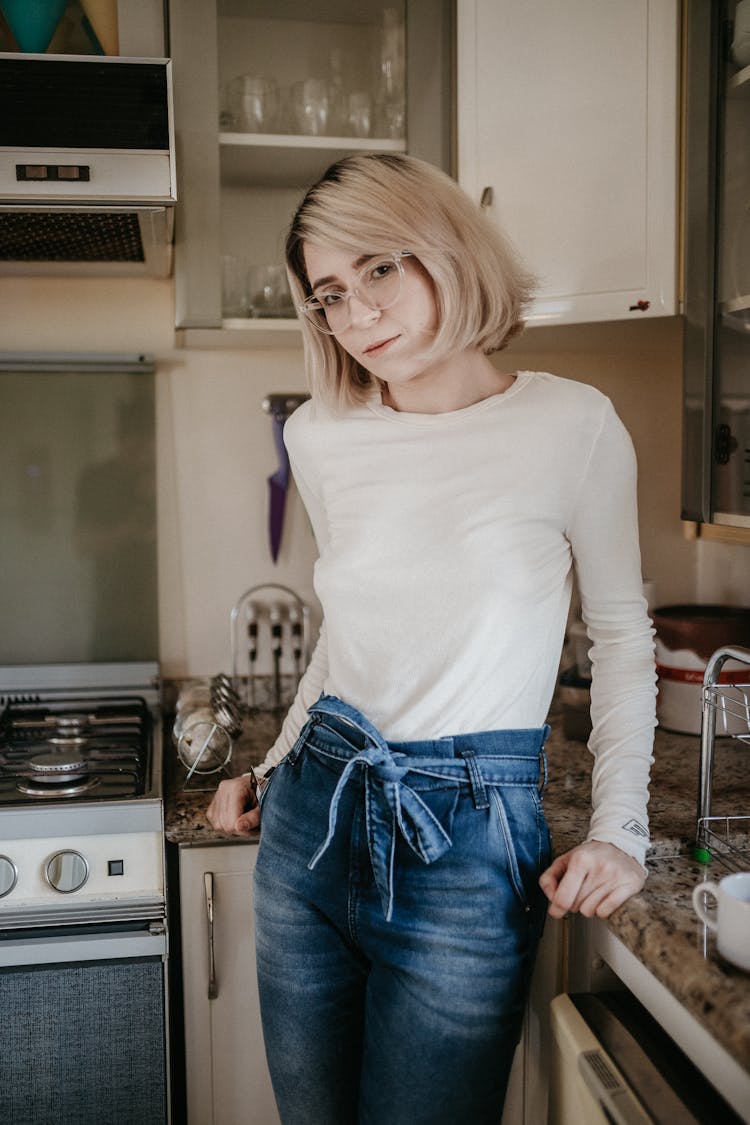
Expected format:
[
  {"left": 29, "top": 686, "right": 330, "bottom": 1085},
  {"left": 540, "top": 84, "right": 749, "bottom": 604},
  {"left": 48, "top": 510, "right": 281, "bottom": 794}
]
[{"left": 347, "top": 293, "right": 380, "bottom": 329}]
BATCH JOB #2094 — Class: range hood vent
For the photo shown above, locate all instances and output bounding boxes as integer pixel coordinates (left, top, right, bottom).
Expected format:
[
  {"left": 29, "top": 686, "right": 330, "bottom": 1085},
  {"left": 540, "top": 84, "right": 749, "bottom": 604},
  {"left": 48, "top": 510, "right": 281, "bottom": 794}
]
[
  {"left": 0, "top": 211, "right": 144, "bottom": 262},
  {"left": 0, "top": 54, "right": 175, "bottom": 277}
]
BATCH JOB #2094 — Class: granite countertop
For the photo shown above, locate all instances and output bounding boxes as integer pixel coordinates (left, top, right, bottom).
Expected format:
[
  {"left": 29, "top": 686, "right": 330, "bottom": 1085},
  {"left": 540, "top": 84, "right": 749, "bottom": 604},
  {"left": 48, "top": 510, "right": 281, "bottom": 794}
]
[
  {"left": 541, "top": 721, "right": 750, "bottom": 1073},
  {"left": 604, "top": 853, "right": 750, "bottom": 1073},
  {"left": 163, "top": 706, "right": 750, "bottom": 1072},
  {"left": 164, "top": 707, "right": 281, "bottom": 846}
]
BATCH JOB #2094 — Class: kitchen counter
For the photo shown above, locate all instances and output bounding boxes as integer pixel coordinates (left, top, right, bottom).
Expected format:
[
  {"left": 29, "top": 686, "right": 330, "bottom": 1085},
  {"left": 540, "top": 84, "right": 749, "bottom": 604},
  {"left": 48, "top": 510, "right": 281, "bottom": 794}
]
[
  {"left": 542, "top": 718, "right": 750, "bottom": 1078},
  {"left": 165, "top": 706, "right": 741, "bottom": 850},
  {"left": 163, "top": 707, "right": 750, "bottom": 1077},
  {"left": 164, "top": 707, "right": 281, "bottom": 845},
  {"left": 600, "top": 854, "right": 750, "bottom": 1068}
]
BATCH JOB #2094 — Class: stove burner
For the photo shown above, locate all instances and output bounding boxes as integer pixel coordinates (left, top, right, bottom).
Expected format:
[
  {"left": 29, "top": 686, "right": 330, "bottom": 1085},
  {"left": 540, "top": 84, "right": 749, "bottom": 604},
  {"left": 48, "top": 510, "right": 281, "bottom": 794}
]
[
  {"left": 28, "top": 752, "right": 88, "bottom": 780},
  {"left": 15, "top": 751, "right": 97, "bottom": 796},
  {"left": 16, "top": 775, "right": 102, "bottom": 798},
  {"left": 55, "top": 714, "right": 89, "bottom": 736}
]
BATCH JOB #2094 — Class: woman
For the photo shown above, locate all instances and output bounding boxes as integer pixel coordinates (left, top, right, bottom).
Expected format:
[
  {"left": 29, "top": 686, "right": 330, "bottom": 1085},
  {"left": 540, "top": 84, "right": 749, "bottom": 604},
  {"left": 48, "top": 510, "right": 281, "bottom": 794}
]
[{"left": 207, "top": 153, "right": 656, "bottom": 1124}]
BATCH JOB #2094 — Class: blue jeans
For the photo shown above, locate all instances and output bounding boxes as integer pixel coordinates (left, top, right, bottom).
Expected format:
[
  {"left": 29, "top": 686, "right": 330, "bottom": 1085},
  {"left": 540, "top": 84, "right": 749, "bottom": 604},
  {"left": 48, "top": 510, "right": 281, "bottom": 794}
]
[{"left": 254, "top": 695, "right": 552, "bottom": 1125}]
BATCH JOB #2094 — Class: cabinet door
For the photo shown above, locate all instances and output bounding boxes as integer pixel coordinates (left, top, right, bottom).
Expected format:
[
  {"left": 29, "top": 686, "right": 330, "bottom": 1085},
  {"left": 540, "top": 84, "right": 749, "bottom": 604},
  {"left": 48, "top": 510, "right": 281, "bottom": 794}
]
[
  {"left": 499, "top": 917, "right": 565, "bottom": 1125},
  {"left": 179, "top": 843, "right": 280, "bottom": 1125},
  {"left": 457, "top": 0, "right": 678, "bottom": 326}
]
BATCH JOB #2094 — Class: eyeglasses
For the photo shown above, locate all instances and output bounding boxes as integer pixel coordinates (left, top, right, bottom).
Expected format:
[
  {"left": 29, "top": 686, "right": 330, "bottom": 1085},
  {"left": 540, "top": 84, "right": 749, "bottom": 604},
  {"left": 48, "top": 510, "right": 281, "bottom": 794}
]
[{"left": 298, "top": 251, "right": 413, "bottom": 335}]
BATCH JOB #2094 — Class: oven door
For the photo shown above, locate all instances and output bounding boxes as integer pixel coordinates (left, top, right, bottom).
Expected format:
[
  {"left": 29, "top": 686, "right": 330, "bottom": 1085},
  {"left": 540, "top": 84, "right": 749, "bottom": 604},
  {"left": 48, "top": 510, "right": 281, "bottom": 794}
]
[{"left": 0, "top": 921, "right": 169, "bottom": 1125}]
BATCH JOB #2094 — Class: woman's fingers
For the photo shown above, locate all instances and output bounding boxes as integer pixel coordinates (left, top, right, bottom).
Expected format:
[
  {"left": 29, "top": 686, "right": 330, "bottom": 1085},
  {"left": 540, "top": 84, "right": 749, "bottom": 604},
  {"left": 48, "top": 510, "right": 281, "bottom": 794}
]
[
  {"left": 539, "top": 841, "right": 646, "bottom": 919},
  {"left": 206, "top": 775, "right": 258, "bottom": 835},
  {"left": 540, "top": 852, "right": 586, "bottom": 919},
  {"left": 234, "top": 804, "right": 261, "bottom": 835}
]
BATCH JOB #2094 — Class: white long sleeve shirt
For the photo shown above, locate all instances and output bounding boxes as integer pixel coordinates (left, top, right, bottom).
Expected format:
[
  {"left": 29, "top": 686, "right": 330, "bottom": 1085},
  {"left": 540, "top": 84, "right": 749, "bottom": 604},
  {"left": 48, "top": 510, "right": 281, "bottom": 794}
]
[{"left": 258, "top": 371, "right": 656, "bottom": 864}]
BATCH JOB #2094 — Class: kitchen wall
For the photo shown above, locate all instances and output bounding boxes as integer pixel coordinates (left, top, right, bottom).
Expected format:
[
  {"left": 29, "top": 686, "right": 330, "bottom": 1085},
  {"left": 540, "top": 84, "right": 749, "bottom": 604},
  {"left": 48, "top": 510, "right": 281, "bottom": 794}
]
[{"left": 2, "top": 275, "right": 748, "bottom": 678}]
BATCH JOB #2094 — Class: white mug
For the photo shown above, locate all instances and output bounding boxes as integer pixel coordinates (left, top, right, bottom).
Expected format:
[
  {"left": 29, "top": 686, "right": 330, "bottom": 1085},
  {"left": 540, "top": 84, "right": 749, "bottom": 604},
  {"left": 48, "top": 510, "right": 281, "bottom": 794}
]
[{"left": 692, "top": 873, "right": 750, "bottom": 972}]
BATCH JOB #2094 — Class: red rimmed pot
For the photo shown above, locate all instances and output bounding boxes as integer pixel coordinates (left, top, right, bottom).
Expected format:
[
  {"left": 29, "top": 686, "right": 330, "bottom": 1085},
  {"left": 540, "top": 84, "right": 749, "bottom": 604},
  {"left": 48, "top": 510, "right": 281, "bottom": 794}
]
[{"left": 653, "top": 605, "right": 750, "bottom": 734}]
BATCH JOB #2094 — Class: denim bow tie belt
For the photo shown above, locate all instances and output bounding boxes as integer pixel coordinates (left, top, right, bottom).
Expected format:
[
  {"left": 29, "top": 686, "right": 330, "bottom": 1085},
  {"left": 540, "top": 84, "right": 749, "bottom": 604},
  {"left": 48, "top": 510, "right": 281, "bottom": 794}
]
[{"left": 288, "top": 696, "right": 548, "bottom": 922}]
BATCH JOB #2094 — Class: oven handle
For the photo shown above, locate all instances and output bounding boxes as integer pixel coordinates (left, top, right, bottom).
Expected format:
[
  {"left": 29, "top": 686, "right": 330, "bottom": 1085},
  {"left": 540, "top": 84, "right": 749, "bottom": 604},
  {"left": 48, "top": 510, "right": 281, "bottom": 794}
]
[
  {"left": 0, "top": 925, "right": 167, "bottom": 968},
  {"left": 204, "top": 871, "right": 217, "bottom": 1000}
]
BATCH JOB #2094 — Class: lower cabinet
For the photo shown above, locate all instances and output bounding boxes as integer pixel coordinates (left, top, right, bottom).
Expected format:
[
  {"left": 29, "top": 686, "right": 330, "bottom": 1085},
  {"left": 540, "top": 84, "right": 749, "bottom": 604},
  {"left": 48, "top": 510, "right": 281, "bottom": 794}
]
[
  {"left": 178, "top": 841, "right": 280, "bottom": 1125},
  {"left": 502, "top": 916, "right": 566, "bottom": 1125}
]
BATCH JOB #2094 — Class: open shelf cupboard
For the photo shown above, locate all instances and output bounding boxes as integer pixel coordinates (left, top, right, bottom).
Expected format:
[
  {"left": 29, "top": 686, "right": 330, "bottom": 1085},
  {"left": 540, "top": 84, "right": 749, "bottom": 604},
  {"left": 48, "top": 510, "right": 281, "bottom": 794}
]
[{"left": 169, "top": 0, "right": 453, "bottom": 348}]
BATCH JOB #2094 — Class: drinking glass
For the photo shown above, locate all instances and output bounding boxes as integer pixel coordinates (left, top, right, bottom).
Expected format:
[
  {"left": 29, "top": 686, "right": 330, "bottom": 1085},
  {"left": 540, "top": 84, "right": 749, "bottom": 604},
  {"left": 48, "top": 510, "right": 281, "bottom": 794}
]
[
  {"left": 346, "top": 91, "right": 372, "bottom": 138},
  {"left": 291, "top": 78, "right": 330, "bottom": 136},
  {"left": 221, "top": 254, "right": 248, "bottom": 317},
  {"left": 230, "top": 75, "right": 279, "bottom": 133},
  {"left": 248, "top": 265, "right": 294, "bottom": 319}
]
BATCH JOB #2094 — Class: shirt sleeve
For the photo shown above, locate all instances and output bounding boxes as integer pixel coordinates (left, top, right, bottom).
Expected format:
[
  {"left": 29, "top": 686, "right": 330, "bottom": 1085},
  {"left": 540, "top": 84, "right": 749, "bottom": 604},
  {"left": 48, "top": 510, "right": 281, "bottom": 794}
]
[
  {"left": 567, "top": 399, "right": 657, "bottom": 867},
  {"left": 253, "top": 421, "right": 331, "bottom": 778}
]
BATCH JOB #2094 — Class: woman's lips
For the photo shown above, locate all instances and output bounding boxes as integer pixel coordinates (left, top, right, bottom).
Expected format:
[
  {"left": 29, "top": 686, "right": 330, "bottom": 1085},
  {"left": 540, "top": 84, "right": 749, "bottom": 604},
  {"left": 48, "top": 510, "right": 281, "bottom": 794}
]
[{"left": 363, "top": 335, "right": 399, "bottom": 357}]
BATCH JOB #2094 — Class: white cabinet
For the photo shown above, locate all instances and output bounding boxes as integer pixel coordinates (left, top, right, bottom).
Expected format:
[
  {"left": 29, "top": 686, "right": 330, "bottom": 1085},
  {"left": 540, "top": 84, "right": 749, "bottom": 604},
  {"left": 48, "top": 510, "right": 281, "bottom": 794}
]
[
  {"left": 457, "top": 0, "right": 679, "bottom": 326},
  {"left": 502, "top": 917, "right": 566, "bottom": 1125},
  {"left": 169, "top": 0, "right": 452, "bottom": 347},
  {"left": 178, "top": 842, "right": 279, "bottom": 1125}
]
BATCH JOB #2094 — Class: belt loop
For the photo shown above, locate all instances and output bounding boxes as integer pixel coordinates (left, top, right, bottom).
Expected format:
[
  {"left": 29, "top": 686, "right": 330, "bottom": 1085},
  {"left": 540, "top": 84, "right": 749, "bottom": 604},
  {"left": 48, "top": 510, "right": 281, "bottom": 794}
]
[
  {"left": 287, "top": 717, "right": 315, "bottom": 765},
  {"left": 460, "top": 749, "right": 490, "bottom": 811}
]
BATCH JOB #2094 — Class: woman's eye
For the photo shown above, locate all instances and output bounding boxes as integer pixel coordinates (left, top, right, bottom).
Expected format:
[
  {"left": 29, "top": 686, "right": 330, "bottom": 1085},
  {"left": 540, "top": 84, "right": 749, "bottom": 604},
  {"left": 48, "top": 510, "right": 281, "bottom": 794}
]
[
  {"left": 318, "top": 292, "right": 343, "bottom": 308},
  {"left": 369, "top": 261, "right": 395, "bottom": 282}
]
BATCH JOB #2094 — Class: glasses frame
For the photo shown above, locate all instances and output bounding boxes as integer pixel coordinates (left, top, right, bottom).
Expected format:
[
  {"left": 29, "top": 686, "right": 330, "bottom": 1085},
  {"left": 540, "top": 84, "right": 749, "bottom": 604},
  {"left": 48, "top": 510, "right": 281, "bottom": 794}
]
[{"left": 298, "top": 251, "right": 413, "bottom": 335}]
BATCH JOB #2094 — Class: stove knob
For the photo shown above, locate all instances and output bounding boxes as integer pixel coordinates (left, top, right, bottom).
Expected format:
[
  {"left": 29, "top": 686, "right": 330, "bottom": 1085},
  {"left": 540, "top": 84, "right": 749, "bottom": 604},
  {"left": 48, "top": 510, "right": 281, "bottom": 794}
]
[
  {"left": 45, "top": 850, "right": 89, "bottom": 894},
  {"left": 0, "top": 855, "right": 18, "bottom": 898}
]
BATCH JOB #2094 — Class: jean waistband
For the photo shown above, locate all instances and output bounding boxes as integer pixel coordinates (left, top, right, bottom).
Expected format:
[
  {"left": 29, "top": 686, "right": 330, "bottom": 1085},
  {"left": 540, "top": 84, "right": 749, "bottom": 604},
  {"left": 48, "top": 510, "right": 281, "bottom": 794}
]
[
  {"left": 295, "top": 695, "right": 550, "bottom": 921},
  {"left": 299, "top": 696, "right": 548, "bottom": 779}
]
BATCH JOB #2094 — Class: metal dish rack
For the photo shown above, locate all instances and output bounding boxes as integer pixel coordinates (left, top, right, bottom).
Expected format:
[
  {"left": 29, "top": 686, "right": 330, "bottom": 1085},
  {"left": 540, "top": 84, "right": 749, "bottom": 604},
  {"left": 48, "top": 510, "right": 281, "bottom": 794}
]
[
  {"left": 230, "top": 582, "right": 311, "bottom": 712},
  {"left": 695, "top": 645, "right": 750, "bottom": 872}
]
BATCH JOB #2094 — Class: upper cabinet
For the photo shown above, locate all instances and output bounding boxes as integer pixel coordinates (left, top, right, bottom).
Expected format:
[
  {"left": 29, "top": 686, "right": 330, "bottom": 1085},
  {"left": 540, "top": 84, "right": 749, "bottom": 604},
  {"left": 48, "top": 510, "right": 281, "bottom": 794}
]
[
  {"left": 683, "top": 0, "right": 750, "bottom": 531},
  {"left": 169, "top": 0, "right": 452, "bottom": 346},
  {"left": 457, "top": 0, "right": 679, "bottom": 327}
]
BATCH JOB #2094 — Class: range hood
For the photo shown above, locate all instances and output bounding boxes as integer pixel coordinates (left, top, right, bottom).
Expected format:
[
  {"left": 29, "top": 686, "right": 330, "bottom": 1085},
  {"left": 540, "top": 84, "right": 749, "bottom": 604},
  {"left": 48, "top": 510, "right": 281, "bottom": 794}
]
[{"left": 0, "top": 53, "right": 175, "bottom": 277}]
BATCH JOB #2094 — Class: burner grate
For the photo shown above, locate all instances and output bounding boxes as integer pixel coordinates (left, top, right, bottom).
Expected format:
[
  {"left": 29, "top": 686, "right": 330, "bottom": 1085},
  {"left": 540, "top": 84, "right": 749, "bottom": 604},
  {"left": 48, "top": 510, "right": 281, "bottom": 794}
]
[{"left": 0, "top": 695, "right": 152, "bottom": 804}]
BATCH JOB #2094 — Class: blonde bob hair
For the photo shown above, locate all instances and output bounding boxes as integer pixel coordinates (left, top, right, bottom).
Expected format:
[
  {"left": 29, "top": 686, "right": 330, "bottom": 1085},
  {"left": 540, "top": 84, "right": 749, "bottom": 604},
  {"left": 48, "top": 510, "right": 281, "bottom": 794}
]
[{"left": 285, "top": 153, "right": 536, "bottom": 411}]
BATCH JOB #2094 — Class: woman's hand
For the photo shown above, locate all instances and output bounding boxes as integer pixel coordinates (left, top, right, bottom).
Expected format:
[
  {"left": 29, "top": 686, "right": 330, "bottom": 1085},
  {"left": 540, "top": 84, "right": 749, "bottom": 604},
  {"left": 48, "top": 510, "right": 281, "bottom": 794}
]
[
  {"left": 206, "top": 775, "right": 260, "bottom": 837},
  {"left": 539, "top": 840, "right": 646, "bottom": 920}
]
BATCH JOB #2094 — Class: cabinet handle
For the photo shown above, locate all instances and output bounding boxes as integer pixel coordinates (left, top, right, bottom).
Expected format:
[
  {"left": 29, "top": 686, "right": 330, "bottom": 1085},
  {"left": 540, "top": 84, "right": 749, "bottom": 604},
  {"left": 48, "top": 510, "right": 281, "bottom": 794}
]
[
  {"left": 480, "top": 186, "right": 493, "bottom": 209},
  {"left": 204, "top": 871, "right": 217, "bottom": 1000}
]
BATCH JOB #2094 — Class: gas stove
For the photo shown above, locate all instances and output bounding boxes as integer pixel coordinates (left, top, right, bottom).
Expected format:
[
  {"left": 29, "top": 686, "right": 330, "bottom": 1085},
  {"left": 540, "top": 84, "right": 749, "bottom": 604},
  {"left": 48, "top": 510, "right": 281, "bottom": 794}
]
[
  {"left": 0, "top": 662, "right": 162, "bottom": 806},
  {"left": 0, "top": 663, "right": 170, "bottom": 1125},
  {"left": 0, "top": 662, "right": 164, "bottom": 929}
]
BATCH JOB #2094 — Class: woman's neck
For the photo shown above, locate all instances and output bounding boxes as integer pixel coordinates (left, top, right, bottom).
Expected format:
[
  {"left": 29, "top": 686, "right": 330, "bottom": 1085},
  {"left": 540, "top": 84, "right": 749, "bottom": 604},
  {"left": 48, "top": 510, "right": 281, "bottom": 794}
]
[{"left": 380, "top": 350, "right": 516, "bottom": 414}]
